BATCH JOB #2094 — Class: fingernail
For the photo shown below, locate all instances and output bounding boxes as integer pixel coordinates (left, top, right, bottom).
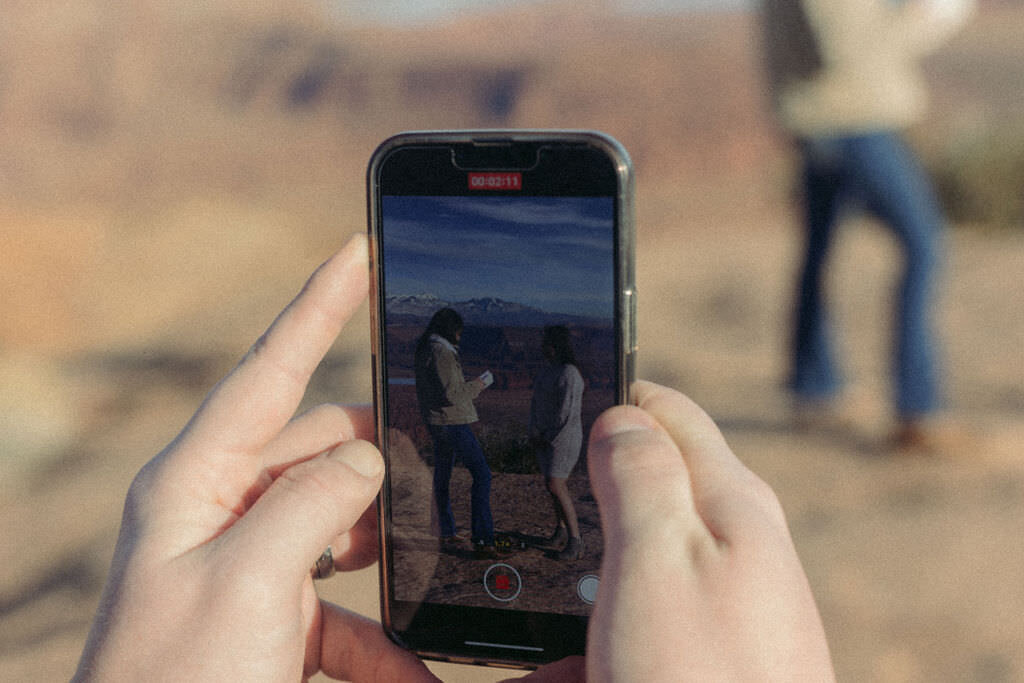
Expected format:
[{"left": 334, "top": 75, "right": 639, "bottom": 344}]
[
  {"left": 591, "top": 407, "right": 659, "bottom": 443},
  {"left": 330, "top": 441, "right": 383, "bottom": 478},
  {"left": 341, "top": 232, "right": 368, "bottom": 264}
]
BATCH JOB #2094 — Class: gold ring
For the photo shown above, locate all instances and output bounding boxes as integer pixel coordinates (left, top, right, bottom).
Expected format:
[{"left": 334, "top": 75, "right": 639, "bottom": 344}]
[{"left": 312, "top": 546, "right": 335, "bottom": 580}]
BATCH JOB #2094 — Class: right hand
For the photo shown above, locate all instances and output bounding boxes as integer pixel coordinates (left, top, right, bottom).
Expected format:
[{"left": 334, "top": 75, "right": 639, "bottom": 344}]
[{"left": 582, "top": 381, "right": 834, "bottom": 681}]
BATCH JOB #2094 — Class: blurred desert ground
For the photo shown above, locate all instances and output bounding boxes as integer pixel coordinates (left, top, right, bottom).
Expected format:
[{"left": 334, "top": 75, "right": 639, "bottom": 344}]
[{"left": 1, "top": 1, "right": 1023, "bottom": 681}]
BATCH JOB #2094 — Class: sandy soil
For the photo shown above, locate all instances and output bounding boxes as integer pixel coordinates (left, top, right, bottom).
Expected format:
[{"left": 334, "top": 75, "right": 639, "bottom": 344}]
[{"left": 386, "top": 432, "right": 600, "bottom": 618}]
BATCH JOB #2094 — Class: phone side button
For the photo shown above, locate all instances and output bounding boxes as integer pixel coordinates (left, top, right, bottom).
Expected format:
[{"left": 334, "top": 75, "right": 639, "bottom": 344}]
[{"left": 625, "top": 287, "right": 638, "bottom": 353}]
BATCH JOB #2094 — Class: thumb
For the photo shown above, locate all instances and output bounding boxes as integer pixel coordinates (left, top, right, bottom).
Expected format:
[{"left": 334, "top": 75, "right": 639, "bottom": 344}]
[
  {"left": 587, "top": 405, "right": 710, "bottom": 551},
  {"left": 585, "top": 405, "right": 720, "bottom": 682},
  {"left": 226, "top": 439, "right": 385, "bottom": 581}
]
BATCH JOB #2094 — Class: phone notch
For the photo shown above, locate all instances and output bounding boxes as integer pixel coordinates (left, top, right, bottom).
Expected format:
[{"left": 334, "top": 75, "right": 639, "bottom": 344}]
[{"left": 451, "top": 138, "right": 542, "bottom": 171}]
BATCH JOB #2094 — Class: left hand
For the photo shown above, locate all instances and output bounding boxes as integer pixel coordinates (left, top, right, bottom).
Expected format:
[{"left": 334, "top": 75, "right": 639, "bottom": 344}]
[{"left": 73, "top": 235, "right": 437, "bottom": 682}]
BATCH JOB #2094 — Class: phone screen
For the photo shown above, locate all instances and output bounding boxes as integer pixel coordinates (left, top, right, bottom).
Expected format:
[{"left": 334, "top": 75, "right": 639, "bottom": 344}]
[{"left": 368, "top": 132, "right": 634, "bottom": 666}]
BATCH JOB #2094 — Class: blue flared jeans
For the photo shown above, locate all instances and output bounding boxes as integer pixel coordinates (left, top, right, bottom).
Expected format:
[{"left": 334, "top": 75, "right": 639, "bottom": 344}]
[
  {"left": 428, "top": 423, "right": 495, "bottom": 544},
  {"left": 792, "top": 131, "right": 943, "bottom": 418}
]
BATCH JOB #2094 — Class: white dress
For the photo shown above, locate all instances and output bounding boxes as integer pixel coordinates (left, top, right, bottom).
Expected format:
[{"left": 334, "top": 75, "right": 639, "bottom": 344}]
[{"left": 529, "top": 363, "right": 584, "bottom": 478}]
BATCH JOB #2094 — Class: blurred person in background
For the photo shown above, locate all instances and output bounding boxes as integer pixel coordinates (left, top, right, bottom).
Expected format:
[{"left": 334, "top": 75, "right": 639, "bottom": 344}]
[{"left": 761, "top": 0, "right": 975, "bottom": 452}]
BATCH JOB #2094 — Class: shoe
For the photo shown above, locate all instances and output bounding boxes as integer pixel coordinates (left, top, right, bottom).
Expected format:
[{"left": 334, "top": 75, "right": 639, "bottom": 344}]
[
  {"left": 556, "top": 536, "right": 583, "bottom": 561},
  {"left": 893, "top": 419, "right": 972, "bottom": 457},
  {"left": 439, "top": 533, "right": 466, "bottom": 554},
  {"left": 546, "top": 526, "right": 569, "bottom": 549},
  {"left": 792, "top": 397, "right": 855, "bottom": 434},
  {"left": 473, "top": 540, "right": 498, "bottom": 559}
]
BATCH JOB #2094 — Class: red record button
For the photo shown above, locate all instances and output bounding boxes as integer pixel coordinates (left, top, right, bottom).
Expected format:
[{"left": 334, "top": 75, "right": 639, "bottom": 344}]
[{"left": 483, "top": 563, "right": 522, "bottom": 602}]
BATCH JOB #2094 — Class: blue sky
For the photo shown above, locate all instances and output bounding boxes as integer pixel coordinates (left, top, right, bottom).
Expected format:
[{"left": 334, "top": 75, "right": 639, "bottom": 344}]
[
  {"left": 381, "top": 195, "right": 616, "bottom": 320},
  {"left": 334, "top": 0, "right": 749, "bottom": 24}
]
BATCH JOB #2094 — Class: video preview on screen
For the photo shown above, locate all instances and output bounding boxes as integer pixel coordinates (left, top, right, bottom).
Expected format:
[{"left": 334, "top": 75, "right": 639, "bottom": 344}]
[{"left": 380, "top": 194, "right": 617, "bottom": 615}]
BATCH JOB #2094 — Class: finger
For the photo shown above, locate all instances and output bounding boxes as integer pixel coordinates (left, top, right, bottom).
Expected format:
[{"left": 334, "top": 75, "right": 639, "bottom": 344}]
[
  {"left": 586, "top": 402, "right": 722, "bottom": 681},
  {"left": 631, "top": 380, "right": 785, "bottom": 540},
  {"left": 510, "top": 656, "right": 585, "bottom": 682},
  {"left": 259, "top": 404, "right": 379, "bottom": 571},
  {"left": 221, "top": 438, "right": 384, "bottom": 581},
  {"left": 181, "top": 234, "right": 369, "bottom": 459},
  {"left": 632, "top": 380, "right": 740, "bottom": 475},
  {"left": 327, "top": 500, "right": 379, "bottom": 572},
  {"left": 587, "top": 404, "right": 714, "bottom": 552},
  {"left": 318, "top": 602, "right": 439, "bottom": 682},
  {"left": 261, "top": 404, "right": 375, "bottom": 474}
]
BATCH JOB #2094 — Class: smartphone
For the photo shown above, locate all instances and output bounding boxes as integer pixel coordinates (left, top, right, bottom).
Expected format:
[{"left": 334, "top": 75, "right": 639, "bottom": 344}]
[{"left": 367, "top": 130, "right": 635, "bottom": 669}]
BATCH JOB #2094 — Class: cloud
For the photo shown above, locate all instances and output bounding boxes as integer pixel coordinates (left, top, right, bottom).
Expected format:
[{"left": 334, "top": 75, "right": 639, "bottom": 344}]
[{"left": 380, "top": 195, "right": 616, "bottom": 317}]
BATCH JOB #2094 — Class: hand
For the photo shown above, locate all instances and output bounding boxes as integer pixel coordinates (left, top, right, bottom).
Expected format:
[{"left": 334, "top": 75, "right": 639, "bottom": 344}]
[
  {"left": 522, "top": 382, "right": 833, "bottom": 681},
  {"left": 580, "top": 381, "right": 834, "bottom": 681},
  {"left": 73, "top": 235, "right": 437, "bottom": 682}
]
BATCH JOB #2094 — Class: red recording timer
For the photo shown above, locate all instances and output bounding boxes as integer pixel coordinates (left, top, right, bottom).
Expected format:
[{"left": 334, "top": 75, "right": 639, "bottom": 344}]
[{"left": 468, "top": 172, "right": 522, "bottom": 190}]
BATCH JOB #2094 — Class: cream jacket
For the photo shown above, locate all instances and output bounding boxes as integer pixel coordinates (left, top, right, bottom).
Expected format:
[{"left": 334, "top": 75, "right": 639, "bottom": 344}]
[
  {"left": 415, "top": 334, "right": 482, "bottom": 426},
  {"left": 762, "top": 0, "right": 974, "bottom": 135}
]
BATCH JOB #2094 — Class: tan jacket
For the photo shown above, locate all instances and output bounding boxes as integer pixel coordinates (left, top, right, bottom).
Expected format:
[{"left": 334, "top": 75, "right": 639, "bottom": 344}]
[
  {"left": 762, "top": 0, "right": 974, "bottom": 135},
  {"left": 415, "top": 335, "right": 482, "bottom": 426}
]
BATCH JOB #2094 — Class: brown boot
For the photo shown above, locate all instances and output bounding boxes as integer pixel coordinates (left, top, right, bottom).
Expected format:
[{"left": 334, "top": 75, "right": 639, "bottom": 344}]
[
  {"left": 473, "top": 540, "right": 498, "bottom": 559},
  {"left": 556, "top": 536, "right": 583, "bottom": 561},
  {"left": 439, "top": 533, "right": 466, "bottom": 554},
  {"left": 893, "top": 419, "right": 972, "bottom": 457},
  {"left": 546, "top": 526, "right": 569, "bottom": 549}
]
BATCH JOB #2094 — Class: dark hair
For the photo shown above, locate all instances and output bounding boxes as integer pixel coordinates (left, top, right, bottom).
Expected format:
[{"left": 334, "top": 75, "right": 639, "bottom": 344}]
[
  {"left": 416, "top": 307, "right": 464, "bottom": 358},
  {"left": 542, "top": 325, "right": 577, "bottom": 367}
]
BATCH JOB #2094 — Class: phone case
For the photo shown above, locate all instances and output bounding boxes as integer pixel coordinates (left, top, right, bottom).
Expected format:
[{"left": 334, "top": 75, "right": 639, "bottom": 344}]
[{"left": 367, "top": 130, "right": 635, "bottom": 669}]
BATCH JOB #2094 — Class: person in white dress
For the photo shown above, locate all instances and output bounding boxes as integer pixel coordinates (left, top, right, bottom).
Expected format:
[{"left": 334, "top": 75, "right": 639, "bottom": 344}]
[{"left": 530, "top": 325, "right": 585, "bottom": 560}]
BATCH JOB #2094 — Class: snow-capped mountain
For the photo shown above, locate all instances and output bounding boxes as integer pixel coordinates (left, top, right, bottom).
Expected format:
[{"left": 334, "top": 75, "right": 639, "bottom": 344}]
[
  {"left": 384, "top": 294, "right": 605, "bottom": 327},
  {"left": 385, "top": 293, "right": 450, "bottom": 317}
]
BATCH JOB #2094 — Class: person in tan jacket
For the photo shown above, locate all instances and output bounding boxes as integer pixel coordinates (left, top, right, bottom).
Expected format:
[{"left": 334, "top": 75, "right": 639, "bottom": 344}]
[
  {"left": 414, "top": 307, "right": 496, "bottom": 556},
  {"left": 761, "top": 0, "right": 974, "bottom": 451}
]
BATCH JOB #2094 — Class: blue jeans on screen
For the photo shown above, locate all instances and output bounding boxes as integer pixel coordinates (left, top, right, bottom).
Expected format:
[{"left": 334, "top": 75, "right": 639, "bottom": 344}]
[
  {"left": 428, "top": 424, "right": 494, "bottom": 544},
  {"left": 792, "top": 131, "right": 943, "bottom": 418}
]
